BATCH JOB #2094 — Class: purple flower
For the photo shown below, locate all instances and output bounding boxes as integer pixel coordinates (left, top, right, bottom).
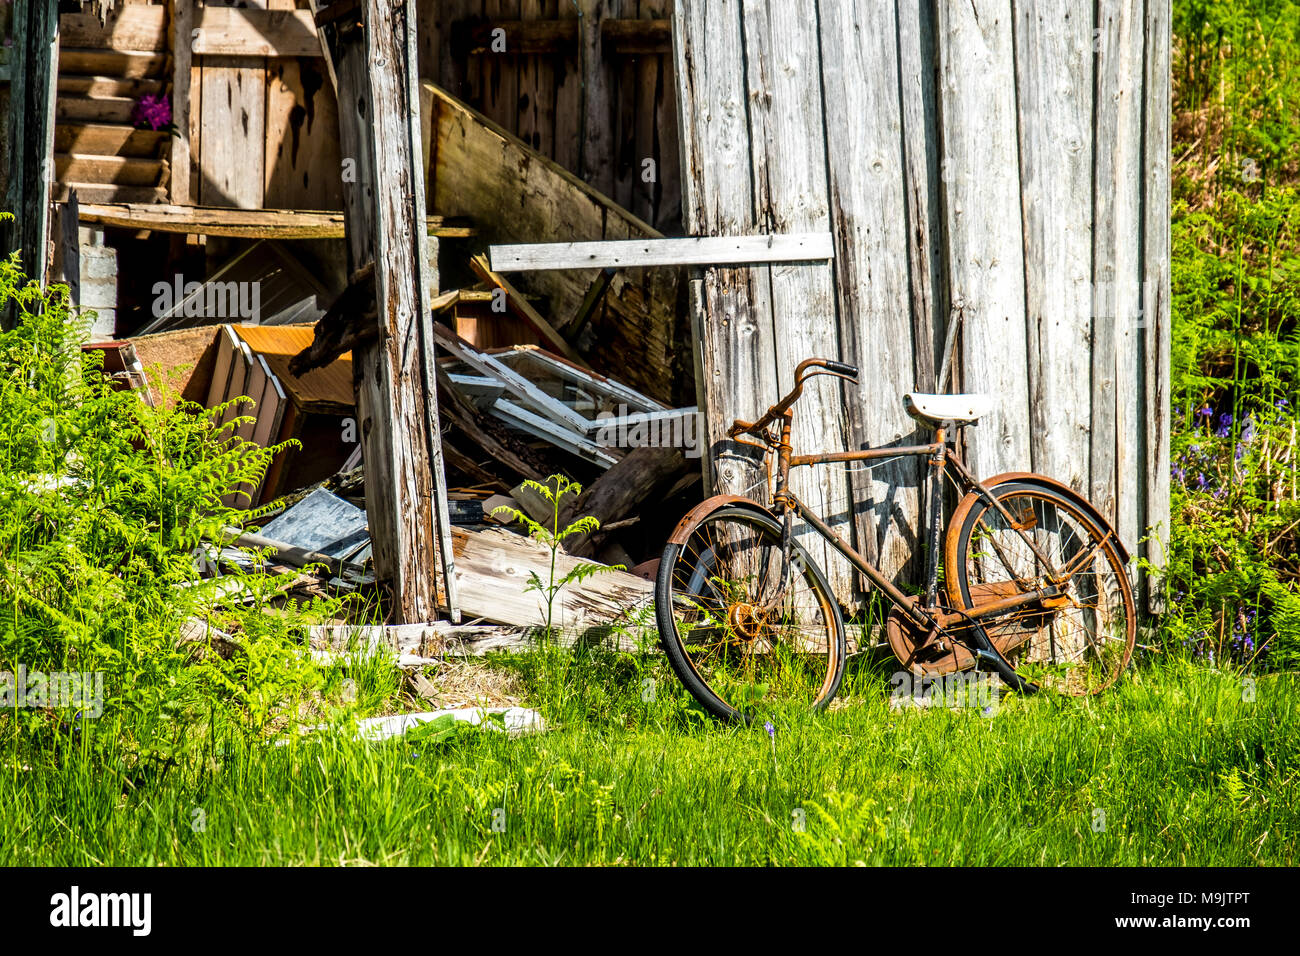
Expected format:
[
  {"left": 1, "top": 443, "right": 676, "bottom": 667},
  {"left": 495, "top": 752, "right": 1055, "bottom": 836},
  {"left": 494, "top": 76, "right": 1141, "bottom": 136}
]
[
  {"left": 764, "top": 720, "right": 776, "bottom": 739},
  {"left": 1172, "top": 464, "right": 1186, "bottom": 482},
  {"left": 1278, "top": 398, "right": 1290, "bottom": 410},
  {"left": 1214, "top": 413, "right": 1232, "bottom": 438},
  {"left": 132, "top": 93, "right": 172, "bottom": 131},
  {"left": 1197, "top": 406, "right": 1213, "bottom": 419}
]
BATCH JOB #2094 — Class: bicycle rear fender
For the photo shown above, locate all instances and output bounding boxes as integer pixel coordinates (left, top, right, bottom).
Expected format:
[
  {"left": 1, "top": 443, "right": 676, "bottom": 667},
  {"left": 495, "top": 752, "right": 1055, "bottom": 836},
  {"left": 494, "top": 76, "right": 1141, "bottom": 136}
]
[
  {"left": 945, "top": 471, "right": 1131, "bottom": 572},
  {"left": 666, "top": 495, "right": 778, "bottom": 545}
]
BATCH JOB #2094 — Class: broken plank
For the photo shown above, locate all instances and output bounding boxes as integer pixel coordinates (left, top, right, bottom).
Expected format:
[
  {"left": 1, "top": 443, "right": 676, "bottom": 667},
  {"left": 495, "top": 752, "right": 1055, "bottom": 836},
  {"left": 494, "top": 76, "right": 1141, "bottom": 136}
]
[
  {"left": 489, "top": 233, "right": 834, "bottom": 271},
  {"left": 220, "top": 526, "right": 361, "bottom": 579},
  {"left": 447, "top": 525, "right": 654, "bottom": 630}
]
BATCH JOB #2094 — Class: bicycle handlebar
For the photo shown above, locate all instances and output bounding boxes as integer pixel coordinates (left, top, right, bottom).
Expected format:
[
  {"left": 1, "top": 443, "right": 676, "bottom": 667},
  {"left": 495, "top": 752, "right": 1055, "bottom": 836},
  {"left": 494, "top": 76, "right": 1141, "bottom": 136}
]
[{"left": 727, "top": 358, "right": 859, "bottom": 441}]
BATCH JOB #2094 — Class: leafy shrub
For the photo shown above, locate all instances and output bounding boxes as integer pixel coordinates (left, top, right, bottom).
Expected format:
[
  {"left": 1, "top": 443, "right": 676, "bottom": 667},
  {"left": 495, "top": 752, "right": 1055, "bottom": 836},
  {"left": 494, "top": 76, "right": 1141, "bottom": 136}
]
[{"left": 0, "top": 243, "right": 333, "bottom": 756}]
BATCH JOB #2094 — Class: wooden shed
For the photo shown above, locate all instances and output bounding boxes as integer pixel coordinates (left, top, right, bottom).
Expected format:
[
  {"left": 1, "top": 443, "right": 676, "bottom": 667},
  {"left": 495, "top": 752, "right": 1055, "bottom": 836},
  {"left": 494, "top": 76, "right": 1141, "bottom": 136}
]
[
  {"left": 1, "top": 0, "right": 1170, "bottom": 622},
  {"left": 673, "top": 0, "right": 1170, "bottom": 609}
]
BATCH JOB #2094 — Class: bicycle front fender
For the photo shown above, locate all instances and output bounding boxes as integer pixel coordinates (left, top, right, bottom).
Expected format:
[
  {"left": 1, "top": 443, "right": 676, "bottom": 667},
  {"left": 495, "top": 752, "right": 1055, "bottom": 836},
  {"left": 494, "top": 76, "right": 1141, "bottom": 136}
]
[{"left": 665, "top": 495, "right": 780, "bottom": 546}]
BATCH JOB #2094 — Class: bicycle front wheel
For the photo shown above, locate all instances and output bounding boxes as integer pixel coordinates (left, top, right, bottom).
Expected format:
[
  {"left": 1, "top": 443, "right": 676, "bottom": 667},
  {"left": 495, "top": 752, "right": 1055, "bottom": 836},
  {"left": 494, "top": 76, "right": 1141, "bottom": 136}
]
[
  {"left": 948, "top": 480, "right": 1136, "bottom": 695},
  {"left": 655, "top": 503, "right": 846, "bottom": 722}
]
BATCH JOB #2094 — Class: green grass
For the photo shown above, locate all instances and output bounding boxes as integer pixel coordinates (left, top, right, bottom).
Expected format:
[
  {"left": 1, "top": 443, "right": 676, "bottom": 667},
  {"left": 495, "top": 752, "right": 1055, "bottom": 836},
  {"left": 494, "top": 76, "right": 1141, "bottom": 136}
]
[{"left": 3, "top": 654, "right": 1295, "bottom": 866}]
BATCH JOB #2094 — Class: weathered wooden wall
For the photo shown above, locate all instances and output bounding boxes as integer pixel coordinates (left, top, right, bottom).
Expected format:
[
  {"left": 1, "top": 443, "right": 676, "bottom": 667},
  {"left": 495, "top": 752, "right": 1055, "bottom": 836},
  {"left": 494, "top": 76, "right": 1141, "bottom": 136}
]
[
  {"left": 419, "top": 0, "right": 680, "bottom": 233},
  {"left": 675, "top": 0, "right": 1171, "bottom": 609},
  {"left": 183, "top": 0, "right": 343, "bottom": 210}
]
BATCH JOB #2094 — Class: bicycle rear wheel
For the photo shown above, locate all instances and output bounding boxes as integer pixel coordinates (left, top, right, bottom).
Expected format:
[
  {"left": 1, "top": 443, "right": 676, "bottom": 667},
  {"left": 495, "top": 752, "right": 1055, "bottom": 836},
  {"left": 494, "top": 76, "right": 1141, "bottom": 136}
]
[
  {"left": 656, "top": 503, "right": 846, "bottom": 722},
  {"left": 948, "top": 480, "right": 1136, "bottom": 695}
]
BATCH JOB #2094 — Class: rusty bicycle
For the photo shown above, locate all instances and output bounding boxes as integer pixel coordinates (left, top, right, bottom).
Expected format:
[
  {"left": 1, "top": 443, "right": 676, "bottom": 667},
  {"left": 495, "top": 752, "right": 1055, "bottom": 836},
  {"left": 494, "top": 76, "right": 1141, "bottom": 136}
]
[{"left": 655, "top": 358, "right": 1136, "bottom": 722}]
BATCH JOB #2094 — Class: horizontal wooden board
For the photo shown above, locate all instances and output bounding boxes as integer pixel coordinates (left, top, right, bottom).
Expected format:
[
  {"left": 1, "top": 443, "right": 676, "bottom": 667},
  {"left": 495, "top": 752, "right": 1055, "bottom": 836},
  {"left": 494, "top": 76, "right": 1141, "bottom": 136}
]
[
  {"left": 75, "top": 202, "right": 474, "bottom": 239},
  {"left": 55, "top": 123, "right": 167, "bottom": 158},
  {"left": 60, "top": 8, "right": 168, "bottom": 52},
  {"left": 57, "top": 75, "right": 164, "bottom": 98},
  {"left": 55, "top": 49, "right": 167, "bottom": 78},
  {"left": 56, "top": 96, "right": 135, "bottom": 124},
  {"left": 55, "top": 153, "right": 164, "bottom": 187},
  {"left": 490, "top": 233, "right": 835, "bottom": 271},
  {"left": 192, "top": 8, "right": 322, "bottom": 58},
  {"left": 54, "top": 182, "right": 168, "bottom": 204}
]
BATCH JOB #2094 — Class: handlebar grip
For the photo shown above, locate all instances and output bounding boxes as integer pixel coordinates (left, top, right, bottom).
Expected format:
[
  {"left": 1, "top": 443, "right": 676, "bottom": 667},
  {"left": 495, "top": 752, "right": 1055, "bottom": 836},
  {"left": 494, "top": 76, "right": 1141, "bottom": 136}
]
[{"left": 823, "top": 360, "right": 858, "bottom": 378}]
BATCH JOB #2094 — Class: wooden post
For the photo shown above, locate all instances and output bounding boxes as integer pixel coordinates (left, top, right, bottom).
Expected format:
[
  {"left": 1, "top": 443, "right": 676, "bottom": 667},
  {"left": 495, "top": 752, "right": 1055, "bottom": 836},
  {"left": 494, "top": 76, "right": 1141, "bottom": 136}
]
[
  {"left": 169, "top": 0, "right": 194, "bottom": 205},
  {"left": 310, "top": 0, "right": 459, "bottom": 624},
  {"left": 2, "top": 0, "right": 58, "bottom": 311}
]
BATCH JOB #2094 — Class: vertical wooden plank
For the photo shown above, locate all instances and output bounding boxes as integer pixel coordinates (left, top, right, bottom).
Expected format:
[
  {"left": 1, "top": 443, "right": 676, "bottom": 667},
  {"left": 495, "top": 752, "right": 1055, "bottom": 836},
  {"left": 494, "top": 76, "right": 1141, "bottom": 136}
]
[
  {"left": 1142, "top": 0, "right": 1171, "bottom": 607},
  {"left": 437, "top": 0, "right": 472, "bottom": 99},
  {"left": 189, "top": 3, "right": 204, "bottom": 207},
  {"left": 895, "top": 0, "right": 945, "bottom": 396},
  {"left": 1014, "top": 0, "right": 1094, "bottom": 492},
  {"left": 264, "top": 50, "right": 343, "bottom": 209},
  {"left": 416, "top": 0, "right": 441, "bottom": 82},
  {"left": 1091, "top": 0, "right": 1144, "bottom": 549},
  {"left": 653, "top": 0, "right": 681, "bottom": 232},
  {"left": 199, "top": 0, "right": 267, "bottom": 208},
  {"left": 819, "top": 0, "right": 921, "bottom": 586},
  {"left": 554, "top": 0, "right": 582, "bottom": 171},
  {"left": 516, "top": 0, "right": 542, "bottom": 151},
  {"left": 169, "top": 0, "right": 194, "bottom": 204},
  {"left": 673, "top": 0, "right": 778, "bottom": 505},
  {"left": 579, "top": 0, "right": 614, "bottom": 194},
  {"left": 632, "top": 0, "right": 661, "bottom": 225},
  {"left": 481, "top": 0, "right": 519, "bottom": 131},
  {"left": 935, "top": 0, "right": 1030, "bottom": 482},
  {"left": 736, "top": 0, "right": 851, "bottom": 598},
  {"left": 612, "top": 0, "right": 639, "bottom": 210}
]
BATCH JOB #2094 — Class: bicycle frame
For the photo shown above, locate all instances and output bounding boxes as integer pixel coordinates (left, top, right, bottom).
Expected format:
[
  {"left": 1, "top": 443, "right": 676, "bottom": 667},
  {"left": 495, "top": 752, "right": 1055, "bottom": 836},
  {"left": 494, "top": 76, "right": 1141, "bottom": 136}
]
[{"left": 765, "top": 416, "right": 1069, "bottom": 640}]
